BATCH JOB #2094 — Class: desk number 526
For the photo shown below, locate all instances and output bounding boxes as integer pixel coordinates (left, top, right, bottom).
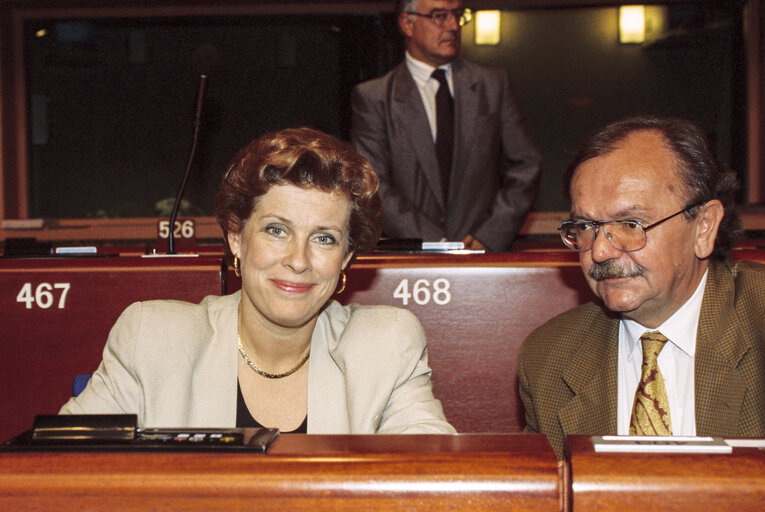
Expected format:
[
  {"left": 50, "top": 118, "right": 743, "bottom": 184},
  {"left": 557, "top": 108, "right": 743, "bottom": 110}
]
[{"left": 16, "top": 282, "right": 71, "bottom": 309}]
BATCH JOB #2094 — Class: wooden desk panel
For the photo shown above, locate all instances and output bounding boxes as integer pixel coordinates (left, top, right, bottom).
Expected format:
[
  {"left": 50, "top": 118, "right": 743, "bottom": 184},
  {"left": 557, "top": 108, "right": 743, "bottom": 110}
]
[
  {"left": 346, "top": 253, "right": 594, "bottom": 433},
  {"left": 0, "top": 252, "right": 591, "bottom": 443},
  {"left": 5, "top": 251, "right": 760, "bottom": 442},
  {"left": 566, "top": 435, "right": 765, "bottom": 512},
  {"left": 0, "top": 256, "right": 226, "bottom": 442},
  {"left": 0, "top": 434, "right": 562, "bottom": 512}
]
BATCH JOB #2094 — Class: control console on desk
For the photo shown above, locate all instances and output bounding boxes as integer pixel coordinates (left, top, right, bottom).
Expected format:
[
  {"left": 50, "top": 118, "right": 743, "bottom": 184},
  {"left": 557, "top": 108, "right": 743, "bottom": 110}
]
[
  {"left": 0, "top": 433, "right": 560, "bottom": 512},
  {"left": 227, "top": 251, "right": 595, "bottom": 434},
  {"left": 0, "top": 255, "right": 229, "bottom": 442},
  {"left": 566, "top": 435, "right": 765, "bottom": 511},
  {"left": 4, "top": 414, "right": 280, "bottom": 453}
]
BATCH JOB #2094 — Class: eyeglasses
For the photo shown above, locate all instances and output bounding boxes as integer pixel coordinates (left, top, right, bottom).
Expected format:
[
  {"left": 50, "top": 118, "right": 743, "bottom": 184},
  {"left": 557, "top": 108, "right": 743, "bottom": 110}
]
[
  {"left": 406, "top": 8, "right": 473, "bottom": 27},
  {"left": 558, "top": 202, "right": 703, "bottom": 253}
]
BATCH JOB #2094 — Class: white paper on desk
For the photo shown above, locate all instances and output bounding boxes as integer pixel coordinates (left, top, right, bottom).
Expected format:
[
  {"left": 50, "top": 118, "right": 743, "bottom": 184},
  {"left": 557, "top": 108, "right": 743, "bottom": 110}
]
[
  {"left": 725, "top": 439, "right": 765, "bottom": 448},
  {"left": 422, "top": 241, "right": 465, "bottom": 250},
  {"left": 591, "top": 435, "right": 732, "bottom": 454},
  {"left": 55, "top": 246, "right": 98, "bottom": 255}
]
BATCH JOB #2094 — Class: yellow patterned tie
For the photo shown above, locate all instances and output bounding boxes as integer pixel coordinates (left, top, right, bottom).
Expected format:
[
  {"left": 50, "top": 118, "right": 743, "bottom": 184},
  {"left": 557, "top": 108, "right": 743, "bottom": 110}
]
[{"left": 629, "top": 331, "right": 672, "bottom": 436}]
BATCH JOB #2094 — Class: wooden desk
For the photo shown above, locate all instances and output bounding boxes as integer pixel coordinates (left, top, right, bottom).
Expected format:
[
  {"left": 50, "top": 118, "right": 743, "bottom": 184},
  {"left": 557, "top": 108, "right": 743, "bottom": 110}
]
[
  {"left": 0, "top": 252, "right": 595, "bottom": 441},
  {"left": 341, "top": 252, "right": 595, "bottom": 433},
  {"left": 0, "top": 433, "right": 562, "bottom": 512},
  {"left": 3, "top": 251, "right": 762, "bottom": 441},
  {"left": 0, "top": 255, "right": 227, "bottom": 441},
  {"left": 566, "top": 435, "right": 765, "bottom": 512}
]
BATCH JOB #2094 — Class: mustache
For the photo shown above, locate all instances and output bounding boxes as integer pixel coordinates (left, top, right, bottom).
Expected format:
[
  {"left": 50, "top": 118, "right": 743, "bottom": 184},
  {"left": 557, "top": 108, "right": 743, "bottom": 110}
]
[{"left": 589, "top": 259, "right": 645, "bottom": 281}]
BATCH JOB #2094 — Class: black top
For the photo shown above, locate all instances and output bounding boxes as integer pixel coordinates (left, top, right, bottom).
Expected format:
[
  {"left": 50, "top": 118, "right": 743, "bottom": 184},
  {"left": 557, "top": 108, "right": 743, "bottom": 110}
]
[{"left": 235, "top": 381, "right": 308, "bottom": 433}]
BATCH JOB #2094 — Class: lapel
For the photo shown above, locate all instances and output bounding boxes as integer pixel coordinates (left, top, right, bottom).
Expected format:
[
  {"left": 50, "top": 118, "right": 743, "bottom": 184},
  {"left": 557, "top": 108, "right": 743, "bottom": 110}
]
[
  {"left": 694, "top": 261, "right": 751, "bottom": 435},
  {"left": 392, "top": 64, "right": 446, "bottom": 210},
  {"left": 187, "top": 292, "right": 239, "bottom": 427},
  {"left": 307, "top": 301, "right": 352, "bottom": 433},
  {"left": 450, "top": 59, "right": 481, "bottom": 198},
  {"left": 558, "top": 310, "right": 620, "bottom": 436}
]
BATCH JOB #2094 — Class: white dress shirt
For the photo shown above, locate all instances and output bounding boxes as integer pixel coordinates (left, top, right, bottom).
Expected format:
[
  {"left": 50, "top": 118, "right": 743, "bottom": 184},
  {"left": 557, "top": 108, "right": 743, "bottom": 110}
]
[
  {"left": 405, "top": 51, "right": 454, "bottom": 142},
  {"left": 617, "top": 269, "right": 709, "bottom": 436}
]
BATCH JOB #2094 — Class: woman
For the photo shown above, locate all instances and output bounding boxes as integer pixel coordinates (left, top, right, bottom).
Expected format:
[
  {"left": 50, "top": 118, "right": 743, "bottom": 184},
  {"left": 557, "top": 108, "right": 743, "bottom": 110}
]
[{"left": 60, "top": 127, "right": 454, "bottom": 434}]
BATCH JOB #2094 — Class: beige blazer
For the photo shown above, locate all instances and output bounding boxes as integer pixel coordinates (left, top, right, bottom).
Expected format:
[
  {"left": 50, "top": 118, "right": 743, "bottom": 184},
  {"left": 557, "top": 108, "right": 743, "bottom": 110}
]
[
  {"left": 519, "top": 259, "right": 765, "bottom": 459},
  {"left": 60, "top": 292, "right": 455, "bottom": 434}
]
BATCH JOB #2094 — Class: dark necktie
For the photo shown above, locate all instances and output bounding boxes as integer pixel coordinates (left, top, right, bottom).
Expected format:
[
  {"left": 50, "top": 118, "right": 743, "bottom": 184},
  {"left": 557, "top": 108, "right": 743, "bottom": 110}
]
[
  {"left": 629, "top": 331, "right": 673, "bottom": 436},
  {"left": 432, "top": 68, "right": 454, "bottom": 200}
]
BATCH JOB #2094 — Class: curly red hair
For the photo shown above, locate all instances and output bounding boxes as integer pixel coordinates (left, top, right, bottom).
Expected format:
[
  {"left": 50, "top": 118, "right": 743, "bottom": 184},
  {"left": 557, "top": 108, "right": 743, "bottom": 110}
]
[{"left": 214, "top": 127, "right": 382, "bottom": 258}]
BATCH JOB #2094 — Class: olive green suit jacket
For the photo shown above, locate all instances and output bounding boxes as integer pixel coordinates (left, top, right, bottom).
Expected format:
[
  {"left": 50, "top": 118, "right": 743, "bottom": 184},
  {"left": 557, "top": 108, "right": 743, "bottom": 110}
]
[{"left": 519, "top": 259, "right": 765, "bottom": 459}]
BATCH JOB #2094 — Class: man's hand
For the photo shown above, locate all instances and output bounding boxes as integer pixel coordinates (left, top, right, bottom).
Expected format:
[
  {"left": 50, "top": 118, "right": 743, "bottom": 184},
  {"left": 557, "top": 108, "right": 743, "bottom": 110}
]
[{"left": 462, "top": 234, "right": 488, "bottom": 251}]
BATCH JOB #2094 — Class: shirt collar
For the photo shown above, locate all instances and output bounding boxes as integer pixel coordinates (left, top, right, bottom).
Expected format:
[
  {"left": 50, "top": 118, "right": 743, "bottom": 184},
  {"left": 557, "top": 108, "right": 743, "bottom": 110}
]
[
  {"left": 405, "top": 51, "right": 452, "bottom": 86},
  {"left": 621, "top": 268, "right": 708, "bottom": 361}
]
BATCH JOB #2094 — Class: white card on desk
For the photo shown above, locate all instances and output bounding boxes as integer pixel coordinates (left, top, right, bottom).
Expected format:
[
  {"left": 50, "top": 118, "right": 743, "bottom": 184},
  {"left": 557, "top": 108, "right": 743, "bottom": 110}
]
[
  {"left": 591, "top": 435, "right": 732, "bottom": 454},
  {"left": 422, "top": 241, "right": 465, "bottom": 250},
  {"left": 725, "top": 439, "right": 765, "bottom": 448}
]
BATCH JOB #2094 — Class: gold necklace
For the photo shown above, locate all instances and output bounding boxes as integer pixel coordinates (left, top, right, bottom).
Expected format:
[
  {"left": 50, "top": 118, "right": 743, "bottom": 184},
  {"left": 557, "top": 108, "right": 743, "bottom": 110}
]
[{"left": 237, "top": 334, "right": 310, "bottom": 379}]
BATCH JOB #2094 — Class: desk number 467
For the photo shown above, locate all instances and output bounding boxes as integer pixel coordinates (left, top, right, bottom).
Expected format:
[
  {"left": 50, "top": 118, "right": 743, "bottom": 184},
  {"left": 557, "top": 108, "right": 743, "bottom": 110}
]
[{"left": 16, "top": 282, "right": 71, "bottom": 309}]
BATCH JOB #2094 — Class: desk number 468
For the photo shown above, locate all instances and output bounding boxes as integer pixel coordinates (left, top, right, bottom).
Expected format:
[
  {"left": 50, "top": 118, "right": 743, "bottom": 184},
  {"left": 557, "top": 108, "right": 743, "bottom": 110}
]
[
  {"left": 16, "top": 282, "right": 71, "bottom": 309},
  {"left": 393, "top": 278, "right": 451, "bottom": 306}
]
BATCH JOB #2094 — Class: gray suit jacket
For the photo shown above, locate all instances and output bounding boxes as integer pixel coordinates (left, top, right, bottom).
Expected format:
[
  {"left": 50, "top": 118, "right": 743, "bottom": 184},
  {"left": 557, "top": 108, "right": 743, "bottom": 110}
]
[
  {"left": 519, "top": 259, "right": 765, "bottom": 459},
  {"left": 60, "top": 292, "right": 455, "bottom": 434},
  {"left": 350, "top": 58, "right": 541, "bottom": 251}
]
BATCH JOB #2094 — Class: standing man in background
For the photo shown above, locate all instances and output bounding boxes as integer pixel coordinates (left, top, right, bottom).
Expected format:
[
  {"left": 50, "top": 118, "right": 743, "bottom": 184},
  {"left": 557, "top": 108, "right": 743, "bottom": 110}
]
[{"left": 351, "top": 0, "right": 540, "bottom": 251}]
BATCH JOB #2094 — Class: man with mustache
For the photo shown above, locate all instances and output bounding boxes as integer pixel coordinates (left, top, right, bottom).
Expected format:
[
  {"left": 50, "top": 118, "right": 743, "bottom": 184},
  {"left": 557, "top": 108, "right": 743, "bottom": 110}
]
[
  {"left": 519, "top": 116, "right": 765, "bottom": 459},
  {"left": 350, "top": 0, "right": 540, "bottom": 251}
]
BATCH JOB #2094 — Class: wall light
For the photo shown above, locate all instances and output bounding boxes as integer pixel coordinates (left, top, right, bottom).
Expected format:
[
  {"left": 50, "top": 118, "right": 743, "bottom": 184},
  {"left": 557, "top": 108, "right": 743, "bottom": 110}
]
[
  {"left": 619, "top": 5, "right": 645, "bottom": 44},
  {"left": 475, "top": 10, "right": 501, "bottom": 45}
]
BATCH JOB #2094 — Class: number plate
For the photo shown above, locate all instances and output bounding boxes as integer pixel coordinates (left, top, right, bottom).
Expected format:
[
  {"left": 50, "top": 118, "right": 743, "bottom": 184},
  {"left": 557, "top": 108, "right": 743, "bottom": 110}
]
[{"left": 156, "top": 219, "right": 196, "bottom": 252}]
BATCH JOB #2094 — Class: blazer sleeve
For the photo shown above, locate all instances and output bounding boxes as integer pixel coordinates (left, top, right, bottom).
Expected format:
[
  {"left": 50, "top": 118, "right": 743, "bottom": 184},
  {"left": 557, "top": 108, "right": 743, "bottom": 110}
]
[
  {"left": 333, "top": 305, "right": 456, "bottom": 433},
  {"left": 471, "top": 69, "right": 541, "bottom": 251},
  {"left": 350, "top": 81, "right": 446, "bottom": 241},
  {"left": 378, "top": 308, "right": 456, "bottom": 433},
  {"left": 59, "top": 302, "right": 144, "bottom": 417},
  {"left": 517, "top": 333, "right": 541, "bottom": 434}
]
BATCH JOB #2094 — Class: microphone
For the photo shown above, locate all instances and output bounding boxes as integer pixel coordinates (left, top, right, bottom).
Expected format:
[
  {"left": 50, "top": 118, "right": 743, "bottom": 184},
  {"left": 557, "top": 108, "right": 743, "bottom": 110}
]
[{"left": 168, "top": 44, "right": 220, "bottom": 254}]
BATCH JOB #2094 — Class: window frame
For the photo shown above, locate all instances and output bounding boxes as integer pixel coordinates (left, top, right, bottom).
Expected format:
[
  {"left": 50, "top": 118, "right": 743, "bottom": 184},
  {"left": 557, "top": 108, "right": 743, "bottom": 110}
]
[{"left": 1, "top": 0, "right": 763, "bottom": 245}]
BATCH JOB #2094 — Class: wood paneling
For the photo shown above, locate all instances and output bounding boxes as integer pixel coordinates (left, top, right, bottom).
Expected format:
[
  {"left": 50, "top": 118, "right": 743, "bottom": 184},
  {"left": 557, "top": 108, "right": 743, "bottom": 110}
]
[
  {"left": 0, "top": 255, "right": 226, "bottom": 441},
  {"left": 567, "top": 435, "right": 765, "bottom": 512},
  {"left": 0, "top": 433, "right": 562, "bottom": 512}
]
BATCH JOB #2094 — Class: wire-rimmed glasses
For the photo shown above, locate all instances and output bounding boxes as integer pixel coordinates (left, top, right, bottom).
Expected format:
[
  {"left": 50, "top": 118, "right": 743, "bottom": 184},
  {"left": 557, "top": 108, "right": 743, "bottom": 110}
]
[
  {"left": 406, "top": 8, "right": 473, "bottom": 27},
  {"left": 557, "top": 202, "right": 703, "bottom": 253}
]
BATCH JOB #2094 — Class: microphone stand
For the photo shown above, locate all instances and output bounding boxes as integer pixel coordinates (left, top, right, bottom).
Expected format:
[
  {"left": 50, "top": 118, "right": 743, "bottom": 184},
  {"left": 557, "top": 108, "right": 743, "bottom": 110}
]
[{"left": 168, "top": 74, "right": 208, "bottom": 254}]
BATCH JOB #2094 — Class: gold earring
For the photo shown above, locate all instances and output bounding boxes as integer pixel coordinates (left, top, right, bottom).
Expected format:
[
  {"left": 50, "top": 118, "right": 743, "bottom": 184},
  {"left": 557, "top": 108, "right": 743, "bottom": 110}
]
[
  {"left": 233, "top": 255, "right": 241, "bottom": 277},
  {"left": 336, "top": 272, "right": 346, "bottom": 294}
]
